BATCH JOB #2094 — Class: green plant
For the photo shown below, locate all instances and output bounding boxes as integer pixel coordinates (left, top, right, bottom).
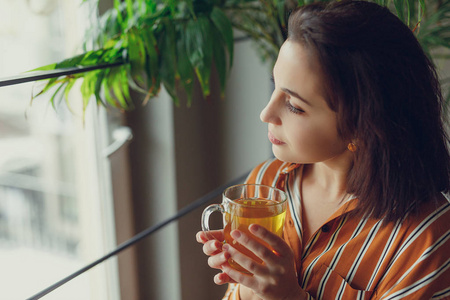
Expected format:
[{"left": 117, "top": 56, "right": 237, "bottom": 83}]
[{"left": 32, "top": 0, "right": 450, "bottom": 113}]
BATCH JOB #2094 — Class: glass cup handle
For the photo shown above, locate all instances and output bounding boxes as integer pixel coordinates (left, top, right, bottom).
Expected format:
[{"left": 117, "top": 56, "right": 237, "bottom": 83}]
[{"left": 201, "top": 204, "right": 224, "bottom": 241}]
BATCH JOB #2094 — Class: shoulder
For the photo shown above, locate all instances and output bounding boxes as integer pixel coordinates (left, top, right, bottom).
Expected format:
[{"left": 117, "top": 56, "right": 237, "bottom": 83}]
[
  {"left": 373, "top": 194, "right": 450, "bottom": 298},
  {"left": 245, "top": 158, "right": 298, "bottom": 187},
  {"left": 399, "top": 193, "right": 450, "bottom": 243},
  {"left": 367, "top": 194, "right": 450, "bottom": 256},
  {"left": 409, "top": 193, "right": 449, "bottom": 226}
]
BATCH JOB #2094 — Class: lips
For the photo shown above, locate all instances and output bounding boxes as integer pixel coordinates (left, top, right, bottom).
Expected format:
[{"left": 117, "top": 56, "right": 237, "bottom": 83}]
[{"left": 268, "top": 132, "right": 285, "bottom": 145}]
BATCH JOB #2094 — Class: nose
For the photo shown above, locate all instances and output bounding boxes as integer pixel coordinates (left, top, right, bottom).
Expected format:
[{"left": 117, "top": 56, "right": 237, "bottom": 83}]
[{"left": 260, "top": 92, "right": 282, "bottom": 125}]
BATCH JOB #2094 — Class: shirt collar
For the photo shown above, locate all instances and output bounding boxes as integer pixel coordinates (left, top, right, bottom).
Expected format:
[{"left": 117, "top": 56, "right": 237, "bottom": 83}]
[{"left": 281, "top": 163, "right": 301, "bottom": 175}]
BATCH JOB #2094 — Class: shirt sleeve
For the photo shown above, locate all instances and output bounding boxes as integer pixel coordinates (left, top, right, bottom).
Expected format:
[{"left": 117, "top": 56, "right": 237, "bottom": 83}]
[
  {"left": 375, "top": 203, "right": 450, "bottom": 299},
  {"left": 222, "top": 284, "right": 240, "bottom": 300},
  {"left": 221, "top": 284, "right": 317, "bottom": 299}
]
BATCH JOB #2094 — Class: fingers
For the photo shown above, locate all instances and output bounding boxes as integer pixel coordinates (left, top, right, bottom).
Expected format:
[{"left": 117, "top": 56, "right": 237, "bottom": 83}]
[
  {"left": 196, "top": 230, "right": 225, "bottom": 244},
  {"left": 247, "top": 224, "right": 293, "bottom": 262},
  {"left": 222, "top": 243, "right": 268, "bottom": 276},
  {"left": 207, "top": 249, "right": 230, "bottom": 270},
  {"left": 195, "top": 230, "right": 238, "bottom": 285},
  {"left": 214, "top": 271, "right": 237, "bottom": 285},
  {"left": 226, "top": 225, "right": 292, "bottom": 266},
  {"left": 218, "top": 225, "right": 301, "bottom": 299},
  {"left": 203, "top": 239, "right": 224, "bottom": 256},
  {"left": 196, "top": 231, "right": 208, "bottom": 243},
  {"left": 197, "top": 230, "right": 227, "bottom": 256},
  {"left": 199, "top": 233, "right": 228, "bottom": 269},
  {"left": 221, "top": 263, "right": 256, "bottom": 288},
  {"left": 230, "top": 228, "right": 278, "bottom": 266}
]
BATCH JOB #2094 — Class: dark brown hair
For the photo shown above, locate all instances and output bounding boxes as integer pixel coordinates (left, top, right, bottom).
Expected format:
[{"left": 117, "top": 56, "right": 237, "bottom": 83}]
[{"left": 288, "top": 0, "right": 450, "bottom": 221}]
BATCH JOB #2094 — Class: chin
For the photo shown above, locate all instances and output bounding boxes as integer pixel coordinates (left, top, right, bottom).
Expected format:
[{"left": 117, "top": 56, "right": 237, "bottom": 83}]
[
  {"left": 272, "top": 149, "right": 298, "bottom": 164},
  {"left": 272, "top": 148, "right": 315, "bottom": 165}
]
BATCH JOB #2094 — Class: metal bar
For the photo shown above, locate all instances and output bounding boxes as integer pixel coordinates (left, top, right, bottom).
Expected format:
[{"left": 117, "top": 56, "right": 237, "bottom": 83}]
[
  {"left": 0, "top": 36, "right": 251, "bottom": 89},
  {"left": 26, "top": 171, "right": 249, "bottom": 300},
  {"left": 0, "top": 62, "right": 124, "bottom": 87}
]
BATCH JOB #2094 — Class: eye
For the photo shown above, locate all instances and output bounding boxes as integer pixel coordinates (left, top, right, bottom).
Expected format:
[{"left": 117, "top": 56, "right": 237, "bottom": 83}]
[{"left": 285, "top": 99, "right": 305, "bottom": 114}]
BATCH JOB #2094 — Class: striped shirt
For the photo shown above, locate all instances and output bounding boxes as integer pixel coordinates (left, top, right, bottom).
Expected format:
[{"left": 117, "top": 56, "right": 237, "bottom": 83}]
[{"left": 222, "top": 158, "right": 450, "bottom": 300}]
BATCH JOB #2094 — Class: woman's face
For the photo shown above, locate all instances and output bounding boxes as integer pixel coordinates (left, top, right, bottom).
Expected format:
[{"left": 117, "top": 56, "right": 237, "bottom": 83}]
[{"left": 260, "top": 40, "right": 348, "bottom": 164}]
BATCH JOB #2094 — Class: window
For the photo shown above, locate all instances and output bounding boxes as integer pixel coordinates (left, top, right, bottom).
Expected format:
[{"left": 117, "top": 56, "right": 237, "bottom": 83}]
[{"left": 0, "top": 1, "right": 120, "bottom": 299}]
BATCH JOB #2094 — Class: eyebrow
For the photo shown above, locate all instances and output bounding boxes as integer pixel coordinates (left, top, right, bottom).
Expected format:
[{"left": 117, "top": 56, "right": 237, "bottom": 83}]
[{"left": 281, "top": 87, "right": 312, "bottom": 107}]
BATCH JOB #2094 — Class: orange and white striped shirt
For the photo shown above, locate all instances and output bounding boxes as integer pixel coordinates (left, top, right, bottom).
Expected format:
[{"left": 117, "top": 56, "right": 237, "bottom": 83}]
[{"left": 223, "top": 158, "right": 450, "bottom": 299}]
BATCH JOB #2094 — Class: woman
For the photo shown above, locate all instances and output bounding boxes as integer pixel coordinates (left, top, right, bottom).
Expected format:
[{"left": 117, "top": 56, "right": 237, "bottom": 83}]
[{"left": 196, "top": 1, "right": 450, "bottom": 299}]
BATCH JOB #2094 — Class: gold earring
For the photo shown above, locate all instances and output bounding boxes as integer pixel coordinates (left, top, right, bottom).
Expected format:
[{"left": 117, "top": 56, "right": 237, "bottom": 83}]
[{"left": 347, "top": 142, "right": 357, "bottom": 152}]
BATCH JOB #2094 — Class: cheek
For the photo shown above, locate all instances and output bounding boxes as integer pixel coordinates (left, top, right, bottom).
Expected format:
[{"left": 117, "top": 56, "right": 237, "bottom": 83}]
[{"left": 291, "top": 123, "right": 344, "bottom": 155}]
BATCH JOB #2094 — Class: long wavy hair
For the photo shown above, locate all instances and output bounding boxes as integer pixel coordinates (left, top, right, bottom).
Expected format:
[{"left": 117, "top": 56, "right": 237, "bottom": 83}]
[{"left": 288, "top": 0, "right": 450, "bottom": 221}]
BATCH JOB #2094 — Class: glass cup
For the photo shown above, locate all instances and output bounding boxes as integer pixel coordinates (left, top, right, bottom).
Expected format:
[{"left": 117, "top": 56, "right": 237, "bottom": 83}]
[{"left": 201, "top": 184, "right": 287, "bottom": 274}]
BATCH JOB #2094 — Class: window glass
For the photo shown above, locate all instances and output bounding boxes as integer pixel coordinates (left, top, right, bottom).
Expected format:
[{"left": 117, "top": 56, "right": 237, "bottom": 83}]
[{"left": 0, "top": 1, "right": 115, "bottom": 299}]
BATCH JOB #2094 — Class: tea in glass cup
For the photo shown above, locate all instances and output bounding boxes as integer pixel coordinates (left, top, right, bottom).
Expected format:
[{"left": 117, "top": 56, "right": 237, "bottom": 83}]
[{"left": 201, "top": 184, "right": 287, "bottom": 274}]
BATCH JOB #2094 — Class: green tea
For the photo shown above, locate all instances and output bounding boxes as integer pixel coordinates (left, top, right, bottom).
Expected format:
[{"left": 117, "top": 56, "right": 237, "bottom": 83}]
[{"left": 223, "top": 198, "right": 286, "bottom": 274}]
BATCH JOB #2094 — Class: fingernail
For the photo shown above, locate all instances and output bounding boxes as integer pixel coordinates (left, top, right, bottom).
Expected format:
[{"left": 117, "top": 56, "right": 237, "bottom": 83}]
[
  {"left": 214, "top": 241, "right": 222, "bottom": 249},
  {"left": 222, "top": 244, "right": 229, "bottom": 251},
  {"left": 249, "top": 224, "right": 259, "bottom": 233},
  {"left": 214, "top": 274, "right": 222, "bottom": 284},
  {"left": 199, "top": 234, "right": 207, "bottom": 243},
  {"left": 231, "top": 230, "right": 241, "bottom": 239}
]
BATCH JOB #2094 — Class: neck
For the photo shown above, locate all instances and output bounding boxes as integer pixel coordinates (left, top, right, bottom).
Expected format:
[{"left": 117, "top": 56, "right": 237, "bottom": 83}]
[{"left": 303, "top": 153, "right": 353, "bottom": 203}]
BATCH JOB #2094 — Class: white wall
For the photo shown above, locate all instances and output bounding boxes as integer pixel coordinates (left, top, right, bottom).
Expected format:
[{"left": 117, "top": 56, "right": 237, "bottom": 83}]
[{"left": 221, "top": 39, "right": 274, "bottom": 180}]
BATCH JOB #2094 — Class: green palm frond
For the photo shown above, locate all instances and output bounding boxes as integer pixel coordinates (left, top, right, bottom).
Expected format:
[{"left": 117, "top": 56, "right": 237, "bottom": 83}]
[{"left": 33, "top": 0, "right": 233, "bottom": 109}]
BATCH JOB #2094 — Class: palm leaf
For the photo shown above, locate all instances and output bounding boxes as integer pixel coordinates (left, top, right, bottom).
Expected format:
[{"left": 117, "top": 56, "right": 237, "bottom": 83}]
[
  {"left": 176, "top": 24, "right": 195, "bottom": 106},
  {"left": 210, "top": 7, "right": 234, "bottom": 68},
  {"left": 158, "top": 18, "right": 179, "bottom": 105},
  {"left": 186, "top": 16, "right": 213, "bottom": 98},
  {"left": 127, "top": 26, "right": 147, "bottom": 87}
]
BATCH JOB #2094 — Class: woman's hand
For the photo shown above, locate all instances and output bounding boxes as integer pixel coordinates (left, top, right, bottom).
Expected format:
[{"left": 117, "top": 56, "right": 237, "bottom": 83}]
[
  {"left": 221, "top": 224, "right": 307, "bottom": 300},
  {"left": 196, "top": 230, "right": 237, "bottom": 285}
]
